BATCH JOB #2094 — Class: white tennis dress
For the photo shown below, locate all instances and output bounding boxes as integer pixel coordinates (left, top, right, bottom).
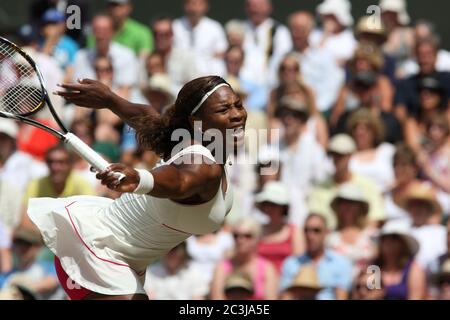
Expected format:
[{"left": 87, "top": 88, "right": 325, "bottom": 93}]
[{"left": 28, "top": 145, "right": 233, "bottom": 296}]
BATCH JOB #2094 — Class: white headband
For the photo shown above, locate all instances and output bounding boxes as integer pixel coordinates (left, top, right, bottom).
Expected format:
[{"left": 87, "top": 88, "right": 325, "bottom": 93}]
[{"left": 191, "top": 83, "right": 230, "bottom": 115}]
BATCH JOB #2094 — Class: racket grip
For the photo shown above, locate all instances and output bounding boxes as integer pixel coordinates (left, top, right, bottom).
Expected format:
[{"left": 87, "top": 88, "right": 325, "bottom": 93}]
[{"left": 64, "top": 133, "right": 125, "bottom": 181}]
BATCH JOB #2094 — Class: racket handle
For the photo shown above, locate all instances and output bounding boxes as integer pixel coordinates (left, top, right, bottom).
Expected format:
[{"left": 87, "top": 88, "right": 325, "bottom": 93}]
[{"left": 64, "top": 133, "right": 125, "bottom": 181}]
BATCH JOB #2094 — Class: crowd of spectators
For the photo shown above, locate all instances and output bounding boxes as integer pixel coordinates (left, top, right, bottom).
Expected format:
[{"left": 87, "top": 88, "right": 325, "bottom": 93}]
[{"left": 0, "top": 0, "right": 449, "bottom": 300}]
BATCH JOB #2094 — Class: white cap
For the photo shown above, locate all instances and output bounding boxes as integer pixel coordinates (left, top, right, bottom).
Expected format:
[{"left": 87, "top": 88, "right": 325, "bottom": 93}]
[
  {"left": 317, "top": 0, "right": 354, "bottom": 27},
  {"left": 0, "top": 118, "right": 18, "bottom": 139},
  {"left": 380, "top": 221, "right": 419, "bottom": 256},
  {"left": 254, "top": 181, "right": 290, "bottom": 206},
  {"left": 379, "top": 0, "right": 410, "bottom": 25},
  {"left": 328, "top": 134, "right": 356, "bottom": 155}
]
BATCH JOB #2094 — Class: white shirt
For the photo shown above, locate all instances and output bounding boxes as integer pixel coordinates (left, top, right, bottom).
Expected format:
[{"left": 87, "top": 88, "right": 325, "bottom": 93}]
[
  {"left": 0, "top": 178, "right": 22, "bottom": 231},
  {"left": 310, "top": 28, "right": 357, "bottom": 63},
  {"left": 241, "top": 18, "right": 293, "bottom": 86},
  {"left": 349, "top": 143, "right": 396, "bottom": 193},
  {"left": 144, "top": 262, "right": 209, "bottom": 300},
  {"left": 0, "top": 219, "right": 11, "bottom": 249},
  {"left": 186, "top": 231, "right": 234, "bottom": 284},
  {"left": 167, "top": 48, "right": 203, "bottom": 94},
  {"left": 73, "top": 43, "right": 138, "bottom": 87},
  {"left": 173, "top": 16, "right": 227, "bottom": 77}
]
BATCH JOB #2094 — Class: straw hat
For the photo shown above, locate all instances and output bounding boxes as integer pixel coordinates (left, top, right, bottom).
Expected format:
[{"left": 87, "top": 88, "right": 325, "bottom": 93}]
[
  {"left": 224, "top": 272, "right": 254, "bottom": 293},
  {"left": 355, "top": 15, "right": 387, "bottom": 39},
  {"left": 317, "top": 0, "right": 354, "bottom": 27},
  {"left": 379, "top": 0, "right": 410, "bottom": 25},
  {"left": 331, "top": 182, "right": 370, "bottom": 216},
  {"left": 399, "top": 182, "right": 442, "bottom": 215},
  {"left": 287, "top": 264, "right": 323, "bottom": 291}
]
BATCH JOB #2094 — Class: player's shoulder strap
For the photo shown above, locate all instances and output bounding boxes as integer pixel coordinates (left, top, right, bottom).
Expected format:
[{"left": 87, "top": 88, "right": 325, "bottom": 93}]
[{"left": 165, "top": 144, "right": 216, "bottom": 165}]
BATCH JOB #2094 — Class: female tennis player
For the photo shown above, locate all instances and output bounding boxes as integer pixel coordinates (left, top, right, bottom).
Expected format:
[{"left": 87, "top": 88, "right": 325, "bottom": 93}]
[{"left": 27, "top": 76, "right": 247, "bottom": 300}]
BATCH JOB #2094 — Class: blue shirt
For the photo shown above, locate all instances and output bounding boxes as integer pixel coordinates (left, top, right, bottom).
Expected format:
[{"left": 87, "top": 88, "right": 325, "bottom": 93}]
[
  {"left": 279, "top": 249, "right": 353, "bottom": 300},
  {"left": 53, "top": 35, "right": 80, "bottom": 69}
]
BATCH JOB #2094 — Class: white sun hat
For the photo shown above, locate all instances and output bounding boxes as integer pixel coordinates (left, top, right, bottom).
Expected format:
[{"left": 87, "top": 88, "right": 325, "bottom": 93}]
[
  {"left": 0, "top": 118, "right": 19, "bottom": 139},
  {"left": 317, "top": 0, "right": 354, "bottom": 27},
  {"left": 254, "top": 181, "right": 290, "bottom": 206},
  {"left": 379, "top": 0, "right": 410, "bottom": 25}
]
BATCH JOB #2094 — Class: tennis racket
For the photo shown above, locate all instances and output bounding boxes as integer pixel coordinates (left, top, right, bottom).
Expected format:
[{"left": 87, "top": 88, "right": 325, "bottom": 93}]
[{"left": 0, "top": 36, "right": 125, "bottom": 181}]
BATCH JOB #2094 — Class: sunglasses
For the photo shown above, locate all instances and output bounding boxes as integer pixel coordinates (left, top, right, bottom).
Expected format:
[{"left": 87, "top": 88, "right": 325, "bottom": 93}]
[
  {"left": 304, "top": 227, "right": 323, "bottom": 234},
  {"left": 233, "top": 232, "right": 254, "bottom": 240}
]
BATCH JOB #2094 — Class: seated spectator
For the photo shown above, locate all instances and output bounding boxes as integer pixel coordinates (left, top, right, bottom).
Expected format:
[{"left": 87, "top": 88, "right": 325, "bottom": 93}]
[
  {"left": 0, "top": 220, "right": 11, "bottom": 274},
  {"left": 383, "top": 144, "right": 421, "bottom": 223},
  {"left": 379, "top": 0, "right": 415, "bottom": 78},
  {"left": 186, "top": 228, "right": 234, "bottom": 286},
  {"left": 73, "top": 14, "right": 138, "bottom": 99},
  {"left": 173, "top": 0, "right": 227, "bottom": 77},
  {"left": 280, "top": 263, "right": 322, "bottom": 300},
  {"left": 144, "top": 241, "right": 209, "bottom": 300},
  {"left": 311, "top": 0, "right": 357, "bottom": 66},
  {"left": 404, "top": 74, "right": 449, "bottom": 152},
  {"left": 105, "top": 0, "right": 153, "bottom": 57},
  {"left": 398, "top": 182, "right": 448, "bottom": 268},
  {"left": 0, "top": 228, "right": 59, "bottom": 300},
  {"left": 427, "top": 218, "right": 449, "bottom": 299},
  {"left": 223, "top": 272, "right": 254, "bottom": 300},
  {"left": 331, "top": 42, "right": 397, "bottom": 135},
  {"left": 240, "top": 0, "right": 292, "bottom": 87},
  {"left": 308, "top": 134, "right": 385, "bottom": 230},
  {"left": 373, "top": 222, "right": 426, "bottom": 300},
  {"left": 432, "top": 259, "right": 450, "bottom": 300},
  {"left": 268, "top": 54, "right": 329, "bottom": 147},
  {"left": 254, "top": 181, "right": 304, "bottom": 272},
  {"left": 354, "top": 15, "right": 397, "bottom": 84},
  {"left": 326, "top": 183, "right": 377, "bottom": 276},
  {"left": 415, "top": 114, "right": 450, "bottom": 214},
  {"left": 347, "top": 108, "right": 396, "bottom": 192},
  {"left": 283, "top": 11, "right": 344, "bottom": 118},
  {"left": 394, "top": 36, "right": 450, "bottom": 123},
  {"left": 350, "top": 270, "right": 385, "bottom": 300},
  {"left": 225, "top": 20, "right": 246, "bottom": 48},
  {"left": 280, "top": 213, "right": 353, "bottom": 300},
  {"left": 38, "top": 9, "right": 79, "bottom": 82},
  {"left": 210, "top": 218, "right": 278, "bottom": 300}
]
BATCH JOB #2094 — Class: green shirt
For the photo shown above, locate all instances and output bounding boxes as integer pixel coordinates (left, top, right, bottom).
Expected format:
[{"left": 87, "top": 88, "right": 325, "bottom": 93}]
[{"left": 88, "top": 18, "right": 153, "bottom": 56}]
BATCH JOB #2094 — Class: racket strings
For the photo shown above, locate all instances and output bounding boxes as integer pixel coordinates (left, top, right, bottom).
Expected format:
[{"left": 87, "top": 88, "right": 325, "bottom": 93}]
[{"left": 0, "top": 44, "right": 44, "bottom": 115}]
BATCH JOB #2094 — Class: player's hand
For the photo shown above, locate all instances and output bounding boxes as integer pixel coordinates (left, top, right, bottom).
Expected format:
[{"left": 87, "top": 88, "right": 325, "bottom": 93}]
[
  {"left": 54, "top": 78, "right": 114, "bottom": 109},
  {"left": 96, "top": 164, "right": 140, "bottom": 193}
]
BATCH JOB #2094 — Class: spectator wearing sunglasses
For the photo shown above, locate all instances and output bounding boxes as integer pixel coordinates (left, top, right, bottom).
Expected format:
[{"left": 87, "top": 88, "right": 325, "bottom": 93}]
[
  {"left": 210, "top": 217, "right": 278, "bottom": 300},
  {"left": 279, "top": 213, "right": 353, "bottom": 300}
]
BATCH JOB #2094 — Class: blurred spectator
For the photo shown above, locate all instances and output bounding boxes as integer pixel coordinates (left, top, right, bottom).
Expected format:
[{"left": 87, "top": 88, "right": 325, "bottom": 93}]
[
  {"left": 0, "top": 119, "right": 47, "bottom": 195},
  {"left": 379, "top": 0, "right": 415, "bottom": 77},
  {"left": 389, "top": 182, "right": 447, "bottom": 269},
  {"left": 415, "top": 114, "right": 450, "bottom": 215},
  {"left": 29, "top": 0, "right": 90, "bottom": 46},
  {"left": 404, "top": 75, "right": 449, "bottom": 152},
  {"left": 173, "top": 0, "right": 227, "bottom": 76},
  {"left": 38, "top": 8, "right": 79, "bottom": 82},
  {"left": 402, "top": 20, "right": 450, "bottom": 77},
  {"left": 105, "top": 0, "right": 153, "bottom": 57},
  {"left": 73, "top": 14, "right": 138, "bottom": 99},
  {"left": 331, "top": 42, "right": 395, "bottom": 128},
  {"left": 326, "top": 183, "right": 377, "bottom": 276},
  {"left": 141, "top": 73, "right": 175, "bottom": 115},
  {"left": 280, "top": 263, "right": 322, "bottom": 300},
  {"left": 254, "top": 181, "right": 304, "bottom": 272},
  {"left": 0, "top": 227, "right": 59, "bottom": 300},
  {"left": 373, "top": 222, "right": 426, "bottom": 300},
  {"left": 433, "top": 259, "right": 450, "bottom": 300},
  {"left": 223, "top": 271, "right": 254, "bottom": 300},
  {"left": 308, "top": 134, "right": 385, "bottom": 230},
  {"left": 284, "top": 11, "right": 344, "bottom": 117},
  {"left": 347, "top": 108, "right": 396, "bottom": 192},
  {"left": 268, "top": 55, "right": 329, "bottom": 147},
  {"left": 144, "top": 242, "right": 209, "bottom": 300},
  {"left": 280, "top": 213, "right": 353, "bottom": 300},
  {"left": 383, "top": 144, "right": 421, "bottom": 223},
  {"left": 311, "top": 0, "right": 357, "bottom": 66},
  {"left": 354, "top": 15, "right": 397, "bottom": 84},
  {"left": 240, "top": 0, "right": 292, "bottom": 87},
  {"left": 210, "top": 218, "right": 278, "bottom": 300},
  {"left": 427, "top": 219, "right": 450, "bottom": 299},
  {"left": 151, "top": 16, "right": 201, "bottom": 94},
  {"left": 225, "top": 20, "right": 246, "bottom": 48},
  {"left": 395, "top": 36, "right": 450, "bottom": 123},
  {"left": 224, "top": 45, "right": 267, "bottom": 112},
  {"left": 350, "top": 270, "right": 385, "bottom": 300},
  {"left": 186, "top": 229, "right": 234, "bottom": 286}
]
